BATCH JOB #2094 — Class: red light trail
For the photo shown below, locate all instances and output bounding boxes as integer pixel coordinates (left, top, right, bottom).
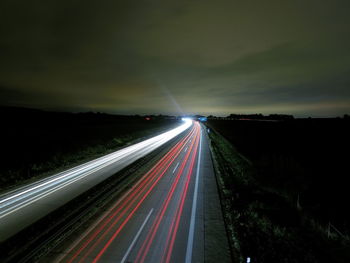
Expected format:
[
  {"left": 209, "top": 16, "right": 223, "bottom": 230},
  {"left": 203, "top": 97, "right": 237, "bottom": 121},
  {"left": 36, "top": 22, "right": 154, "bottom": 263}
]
[{"left": 59, "top": 121, "right": 202, "bottom": 263}]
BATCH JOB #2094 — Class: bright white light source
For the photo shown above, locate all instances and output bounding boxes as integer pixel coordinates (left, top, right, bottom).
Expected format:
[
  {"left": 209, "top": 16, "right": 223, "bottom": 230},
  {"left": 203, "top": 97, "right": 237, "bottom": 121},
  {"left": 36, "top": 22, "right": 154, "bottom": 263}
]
[
  {"left": 247, "top": 257, "right": 251, "bottom": 263},
  {"left": 181, "top": 117, "right": 192, "bottom": 123}
]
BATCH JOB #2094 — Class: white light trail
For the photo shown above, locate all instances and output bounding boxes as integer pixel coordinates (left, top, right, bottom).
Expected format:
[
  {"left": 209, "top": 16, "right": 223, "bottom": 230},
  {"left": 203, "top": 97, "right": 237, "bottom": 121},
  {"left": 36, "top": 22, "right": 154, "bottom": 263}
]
[{"left": 0, "top": 119, "right": 192, "bottom": 222}]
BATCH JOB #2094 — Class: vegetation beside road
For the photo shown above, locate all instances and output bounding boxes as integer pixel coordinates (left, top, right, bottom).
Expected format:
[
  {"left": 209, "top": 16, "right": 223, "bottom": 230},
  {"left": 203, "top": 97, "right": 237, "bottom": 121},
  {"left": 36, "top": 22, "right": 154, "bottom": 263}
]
[
  {"left": 0, "top": 107, "right": 180, "bottom": 192},
  {"left": 206, "top": 120, "right": 350, "bottom": 263}
]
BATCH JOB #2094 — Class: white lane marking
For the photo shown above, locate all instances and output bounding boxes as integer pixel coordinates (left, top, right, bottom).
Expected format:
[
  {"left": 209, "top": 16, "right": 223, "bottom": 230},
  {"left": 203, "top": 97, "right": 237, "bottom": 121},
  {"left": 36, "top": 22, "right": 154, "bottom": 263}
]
[
  {"left": 121, "top": 208, "right": 154, "bottom": 263},
  {"left": 185, "top": 128, "right": 202, "bottom": 263},
  {"left": 172, "top": 162, "right": 180, "bottom": 174},
  {"left": 184, "top": 146, "right": 188, "bottom": 152}
]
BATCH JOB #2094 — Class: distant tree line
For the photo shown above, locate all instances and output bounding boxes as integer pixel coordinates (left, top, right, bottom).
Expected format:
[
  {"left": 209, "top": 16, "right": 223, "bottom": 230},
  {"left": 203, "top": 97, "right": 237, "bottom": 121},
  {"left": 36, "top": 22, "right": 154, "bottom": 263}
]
[{"left": 207, "top": 113, "right": 294, "bottom": 120}]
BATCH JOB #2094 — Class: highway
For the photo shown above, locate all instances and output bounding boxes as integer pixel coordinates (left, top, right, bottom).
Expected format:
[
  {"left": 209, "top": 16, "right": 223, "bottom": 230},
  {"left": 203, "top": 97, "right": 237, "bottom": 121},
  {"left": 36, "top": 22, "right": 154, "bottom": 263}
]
[
  {"left": 54, "top": 121, "right": 205, "bottom": 263},
  {"left": 0, "top": 119, "right": 192, "bottom": 242}
]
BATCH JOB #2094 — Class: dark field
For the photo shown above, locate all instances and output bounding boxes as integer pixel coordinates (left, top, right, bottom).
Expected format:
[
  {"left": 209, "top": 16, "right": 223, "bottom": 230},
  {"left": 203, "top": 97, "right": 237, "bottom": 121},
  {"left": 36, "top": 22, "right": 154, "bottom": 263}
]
[
  {"left": 206, "top": 118, "right": 350, "bottom": 262},
  {"left": 0, "top": 107, "right": 180, "bottom": 191}
]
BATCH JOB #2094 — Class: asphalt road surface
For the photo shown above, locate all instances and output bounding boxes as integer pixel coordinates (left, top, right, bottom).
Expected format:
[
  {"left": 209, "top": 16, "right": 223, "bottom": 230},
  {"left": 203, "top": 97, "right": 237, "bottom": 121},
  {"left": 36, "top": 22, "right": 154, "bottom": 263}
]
[{"left": 54, "top": 121, "right": 212, "bottom": 263}]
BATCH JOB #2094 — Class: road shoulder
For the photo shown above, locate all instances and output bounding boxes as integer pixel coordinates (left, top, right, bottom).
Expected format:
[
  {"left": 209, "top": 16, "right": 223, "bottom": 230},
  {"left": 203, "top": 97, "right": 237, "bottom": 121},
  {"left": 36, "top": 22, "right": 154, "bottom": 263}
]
[{"left": 201, "top": 125, "right": 232, "bottom": 262}]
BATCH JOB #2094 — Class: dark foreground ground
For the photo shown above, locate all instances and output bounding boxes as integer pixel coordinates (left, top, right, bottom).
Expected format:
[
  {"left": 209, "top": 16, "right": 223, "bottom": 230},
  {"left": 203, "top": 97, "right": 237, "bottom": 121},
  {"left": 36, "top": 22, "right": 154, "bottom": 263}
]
[
  {"left": 0, "top": 107, "right": 180, "bottom": 192},
  {"left": 206, "top": 118, "right": 350, "bottom": 263}
]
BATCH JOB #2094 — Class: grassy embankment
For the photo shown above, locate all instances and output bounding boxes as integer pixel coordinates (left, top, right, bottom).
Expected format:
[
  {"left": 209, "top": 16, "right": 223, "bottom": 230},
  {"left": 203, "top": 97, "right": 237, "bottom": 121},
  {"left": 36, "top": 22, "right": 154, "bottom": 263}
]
[
  {"left": 206, "top": 121, "right": 350, "bottom": 263},
  {"left": 0, "top": 107, "right": 180, "bottom": 192}
]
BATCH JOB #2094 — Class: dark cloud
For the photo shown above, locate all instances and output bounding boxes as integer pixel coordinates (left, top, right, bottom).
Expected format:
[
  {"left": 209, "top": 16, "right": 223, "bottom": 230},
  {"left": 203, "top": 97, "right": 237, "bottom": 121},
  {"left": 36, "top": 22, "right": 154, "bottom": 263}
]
[{"left": 0, "top": 0, "right": 349, "bottom": 116}]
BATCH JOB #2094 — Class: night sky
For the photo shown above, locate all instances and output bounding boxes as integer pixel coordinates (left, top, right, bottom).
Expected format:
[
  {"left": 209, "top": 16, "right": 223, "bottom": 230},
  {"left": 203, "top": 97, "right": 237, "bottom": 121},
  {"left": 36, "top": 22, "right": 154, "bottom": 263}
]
[{"left": 1, "top": 0, "right": 349, "bottom": 117}]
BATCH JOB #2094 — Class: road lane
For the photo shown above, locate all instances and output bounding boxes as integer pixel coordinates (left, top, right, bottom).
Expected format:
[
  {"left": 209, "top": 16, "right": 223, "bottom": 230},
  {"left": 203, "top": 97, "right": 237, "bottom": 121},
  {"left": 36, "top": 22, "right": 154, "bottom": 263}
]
[
  {"left": 55, "top": 121, "right": 204, "bottom": 263},
  {"left": 185, "top": 128, "right": 201, "bottom": 263},
  {"left": 0, "top": 119, "right": 192, "bottom": 242},
  {"left": 120, "top": 208, "right": 154, "bottom": 263}
]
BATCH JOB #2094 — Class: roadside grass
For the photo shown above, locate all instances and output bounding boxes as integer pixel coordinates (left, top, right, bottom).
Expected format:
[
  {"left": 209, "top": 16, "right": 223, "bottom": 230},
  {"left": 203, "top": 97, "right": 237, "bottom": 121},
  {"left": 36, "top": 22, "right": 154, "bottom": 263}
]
[{"left": 206, "top": 126, "right": 350, "bottom": 263}]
